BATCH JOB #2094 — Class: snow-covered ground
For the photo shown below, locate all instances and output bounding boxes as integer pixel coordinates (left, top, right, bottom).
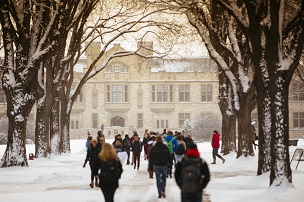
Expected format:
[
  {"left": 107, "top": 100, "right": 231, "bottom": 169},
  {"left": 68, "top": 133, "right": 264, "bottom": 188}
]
[{"left": 1, "top": 139, "right": 304, "bottom": 202}]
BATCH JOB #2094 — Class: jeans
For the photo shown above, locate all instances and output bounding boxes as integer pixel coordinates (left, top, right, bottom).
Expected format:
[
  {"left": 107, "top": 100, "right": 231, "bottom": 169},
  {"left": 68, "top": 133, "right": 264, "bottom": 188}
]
[
  {"left": 181, "top": 191, "right": 203, "bottom": 202},
  {"left": 153, "top": 165, "right": 168, "bottom": 196}
]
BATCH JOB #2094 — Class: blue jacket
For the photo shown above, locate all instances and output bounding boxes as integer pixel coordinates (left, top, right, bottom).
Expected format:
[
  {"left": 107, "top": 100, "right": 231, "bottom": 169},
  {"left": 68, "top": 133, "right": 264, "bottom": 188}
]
[{"left": 165, "top": 135, "right": 179, "bottom": 153}]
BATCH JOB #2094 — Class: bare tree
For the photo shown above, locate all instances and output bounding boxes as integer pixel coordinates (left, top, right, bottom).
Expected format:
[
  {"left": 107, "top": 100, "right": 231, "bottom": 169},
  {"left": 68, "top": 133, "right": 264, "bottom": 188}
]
[
  {"left": 212, "top": 0, "right": 304, "bottom": 186},
  {"left": 0, "top": 0, "right": 66, "bottom": 167}
]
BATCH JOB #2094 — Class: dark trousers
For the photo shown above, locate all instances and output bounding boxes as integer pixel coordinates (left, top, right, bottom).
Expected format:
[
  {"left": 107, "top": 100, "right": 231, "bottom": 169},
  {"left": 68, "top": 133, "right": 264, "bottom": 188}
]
[
  {"left": 133, "top": 152, "right": 140, "bottom": 168},
  {"left": 181, "top": 191, "right": 203, "bottom": 202},
  {"left": 100, "top": 182, "right": 118, "bottom": 202},
  {"left": 167, "top": 154, "right": 174, "bottom": 176},
  {"left": 212, "top": 148, "right": 222, "bottom": 159},
  {"left": 90, "top": 165, "right": 99, "bottom": 182},
  {"left": 154, "top": 165, "right": 168, "bottom": 196},
  {"left": 126, "top": 150, "right": 130, "bottom": 164}
]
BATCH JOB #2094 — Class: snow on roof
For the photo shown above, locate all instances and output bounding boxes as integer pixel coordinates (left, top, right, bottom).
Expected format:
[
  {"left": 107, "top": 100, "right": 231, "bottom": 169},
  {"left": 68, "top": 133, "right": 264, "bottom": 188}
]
[{"left": 148, "top": 57, "right": 218, "bottom": 73}]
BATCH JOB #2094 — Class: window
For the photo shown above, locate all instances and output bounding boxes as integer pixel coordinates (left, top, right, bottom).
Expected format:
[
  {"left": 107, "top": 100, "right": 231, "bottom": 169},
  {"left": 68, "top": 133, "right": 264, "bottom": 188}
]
[
  {"left": 179, "top": 85, "right": 190, "bottom": 102},
  {"left": 294, "top": 112, "right": 304, "bottom": 128},
  {"left": 123, "top": 65, "right": 128, "bottom": 72},
  {"left": 0, "top": 92, "right": 5, "bottom": 104},
  {"left": 151, "top": 84, "right": 173, "bottom": 102},
  {"left": 292, "top": 82, "right": 304, "bottom": 101},
  {"left": 201, "top": 84, "right": 212, "bottom": 102},
  {"left": 138, "top": 113, "right": 143, "bottom": 128},
  {"left": 92, "top": 113, "right": 98, "bottom": 129},
  {"left": 71, "top": 120, "right": 79, "bottom": 129},
  {"left": 106, "top": 63, "right": 128, "bottom": 73},
  {"left": 179, "top": 113, "right": 190, "bottom": 128},
  {"left": 114, "top": 63, "right": 120, "bottom": 72},
  {"left": 156, "top": 120, "right": 168, "bottom": 129},
  {"left": 107, "top": 84, "right": 128, "bottom": 103},
  {"left": 92, "top": 90, "right": 98, "bottom": 108},
  {"left": 0, "top": 74, "right": 5, "bottom": 104}
]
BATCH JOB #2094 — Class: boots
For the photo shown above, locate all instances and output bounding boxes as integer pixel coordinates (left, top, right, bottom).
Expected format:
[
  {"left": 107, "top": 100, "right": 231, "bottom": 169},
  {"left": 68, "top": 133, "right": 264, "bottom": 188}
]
[
  {"left": 211, "top": 158, "right": 216, "bottom": 164},
  {"left": 220, "top": 156, "right": 226, "bottom": 164},
  {"left": 149, "top": 170, "right": 153, "bottom": 178}
]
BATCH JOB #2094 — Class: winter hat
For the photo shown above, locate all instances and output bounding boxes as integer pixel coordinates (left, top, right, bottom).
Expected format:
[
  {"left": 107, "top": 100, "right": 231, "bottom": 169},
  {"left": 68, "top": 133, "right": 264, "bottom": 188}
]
[
  {"left": 185, "top": 143, "right": 200, "bottom": 158},
  {"left": 88, "top": 136, "right": 92, "bottom": 141},
  {"left": 133, "top": 131, "right": 138, "bottom": 136}
]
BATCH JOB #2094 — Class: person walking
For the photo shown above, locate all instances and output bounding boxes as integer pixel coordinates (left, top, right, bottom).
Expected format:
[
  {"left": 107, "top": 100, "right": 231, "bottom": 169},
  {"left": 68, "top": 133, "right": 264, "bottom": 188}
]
[
  {"left": 211, "top": 130, "right": 225, "bottom": 164},
  {"left": 164, "top": 130, "right": 178, "bottom": 178},
  {"left": 149, "top": 135, "right": 171, "bottom": 199},
  {"left": 98, "top": 143, "right": 123, "bottom": 202},
  {"left": 83, "top": 138, "right": 102, "bottom": 188},
  {"left": 131, "top": 133, "right": 142, "bottom": 170},
  {"left": 174, "top": 135, "right": 187, "bottom": 163},
  {"left": 174, "top": 143, "right": 210, "bottom": 202},
  {"left": 123, "top": 134, "right": 131, "bottom": 165}
]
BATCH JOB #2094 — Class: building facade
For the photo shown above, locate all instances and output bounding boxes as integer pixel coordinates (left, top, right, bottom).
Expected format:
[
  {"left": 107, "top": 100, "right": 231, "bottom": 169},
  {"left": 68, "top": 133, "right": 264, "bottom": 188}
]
[
  {"left": 1, "top": 43, "right": 304, "bottom": 139},
  {"left": 70, "top": 43, "right": 221, "bottom": 138}
]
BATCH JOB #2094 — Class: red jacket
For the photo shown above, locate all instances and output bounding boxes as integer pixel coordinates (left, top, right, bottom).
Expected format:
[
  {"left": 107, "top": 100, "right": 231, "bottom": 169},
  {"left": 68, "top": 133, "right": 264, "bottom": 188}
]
[{"left": 212, "top": 133, "right": 220, "bottom": 148}]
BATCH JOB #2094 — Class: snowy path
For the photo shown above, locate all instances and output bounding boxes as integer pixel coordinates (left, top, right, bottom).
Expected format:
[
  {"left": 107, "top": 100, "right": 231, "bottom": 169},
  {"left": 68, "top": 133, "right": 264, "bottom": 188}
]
[{"left": 0, "top": 146, "right": 210, "bottom": 202}]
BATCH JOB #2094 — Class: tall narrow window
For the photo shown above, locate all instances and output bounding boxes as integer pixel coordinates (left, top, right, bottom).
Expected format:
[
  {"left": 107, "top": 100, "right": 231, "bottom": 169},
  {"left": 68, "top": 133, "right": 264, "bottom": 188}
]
[
  {"left": 114, "top": 63, "right": 120, "bottom": 72},
  {"left": 156, "top": 120, "right": 169, "bottom": 129},
  {"left": 201, "top": 84, "right": 212, "bottom": 102},
  {"left": 92, "top": 113, "right": 98, "bottom": 129},
  {"left": 179, "top": 113, "right": 190, "bottom": 128},
  {"left": 179, "top": 85, "right": 190, "bottom": 102},
  {"left": 294, "top": 112, "right": 304, "bottom": 128},
  {"left": 92, "top": 89, "right": 98, "bottom": 108},
  {"left": 138, "top": 113, "right": 143, "bottom": 128}
]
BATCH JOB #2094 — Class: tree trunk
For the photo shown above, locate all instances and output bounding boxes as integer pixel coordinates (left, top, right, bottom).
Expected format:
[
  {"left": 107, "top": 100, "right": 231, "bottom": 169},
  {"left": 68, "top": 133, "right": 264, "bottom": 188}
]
[
  {"left": 59, "top": 90, "right": 70, "bottom": 153},
  {"left": 269, "top": 75, "right": 292, "bottom": 185},
  {"left": 219, "top": 100, "right": 236, "bottom": 155},
  {"left": 50, "top": 97, "right": 60, "bottom": 154},
  {"left": 236, "top": 87, "right": 256, "bottom": 158},
  {"left": 236, "top": 97, "right": 254, "bottom": 157},
  {"left": 0, "top": 90, "right": 35, "bottom": 167}
]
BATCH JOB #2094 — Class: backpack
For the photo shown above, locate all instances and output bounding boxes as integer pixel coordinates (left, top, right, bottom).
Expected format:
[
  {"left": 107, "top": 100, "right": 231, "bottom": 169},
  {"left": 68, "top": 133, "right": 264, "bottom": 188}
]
[
  {"left": 99, "top": 160, "right": 122, "bottom": 182},
  {"left": 123, "top": 138, "right": 131, "bottom": 150},
  {"left": 167, "top": 139, "right": 174, "bottom": 155},
  {"left": 175, "top": 143, "right": 185, "bottom": 155},
  {"left": 180, "top": 157, "right": 202, "bottom": 193}
]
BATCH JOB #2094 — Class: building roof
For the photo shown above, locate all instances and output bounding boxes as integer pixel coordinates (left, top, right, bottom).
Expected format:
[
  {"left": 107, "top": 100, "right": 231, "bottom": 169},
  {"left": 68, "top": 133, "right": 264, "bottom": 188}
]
[{"left": 148, "top": 57, "right": 218, "bottom": 73}]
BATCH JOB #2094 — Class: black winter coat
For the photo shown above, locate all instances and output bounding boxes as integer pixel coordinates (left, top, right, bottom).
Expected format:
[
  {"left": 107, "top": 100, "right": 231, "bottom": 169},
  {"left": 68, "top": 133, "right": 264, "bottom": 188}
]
[
  {"left": 85, "top": 143, "right": 102, "bottom": 168},
  {"left": 174, "top": 156, "right": 210, "bottom": 190},
  {"left": 149, "top": 142, "right": 170, "bottom": 166}
]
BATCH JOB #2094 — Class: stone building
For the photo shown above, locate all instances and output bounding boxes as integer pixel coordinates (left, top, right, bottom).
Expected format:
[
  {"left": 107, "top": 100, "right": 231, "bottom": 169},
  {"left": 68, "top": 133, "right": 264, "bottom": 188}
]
[
  {"left": 0, "top": 43, "right": 303, "bottom": 139},
  {"left": 70, "top": 42, "right": 221, "bottom": 138}
]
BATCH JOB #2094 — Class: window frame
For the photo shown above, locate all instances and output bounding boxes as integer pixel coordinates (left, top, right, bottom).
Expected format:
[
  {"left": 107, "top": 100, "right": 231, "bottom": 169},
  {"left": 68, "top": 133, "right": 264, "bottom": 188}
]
[{"left": 151, "top": 84, "right": 173, "bottom": 103}]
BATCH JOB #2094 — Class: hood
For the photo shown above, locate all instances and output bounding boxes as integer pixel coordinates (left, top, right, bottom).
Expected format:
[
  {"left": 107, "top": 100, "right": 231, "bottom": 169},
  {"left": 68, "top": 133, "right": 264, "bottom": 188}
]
[{"left": 185, "top": 148, "right": 200, "bottom": 158}]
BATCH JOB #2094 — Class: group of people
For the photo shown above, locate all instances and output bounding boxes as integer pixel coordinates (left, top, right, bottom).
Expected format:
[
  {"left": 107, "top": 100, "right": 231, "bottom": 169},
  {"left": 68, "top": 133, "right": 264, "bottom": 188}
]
[{"left": 83, "top": 129, "right": 225, "bottom": 202}]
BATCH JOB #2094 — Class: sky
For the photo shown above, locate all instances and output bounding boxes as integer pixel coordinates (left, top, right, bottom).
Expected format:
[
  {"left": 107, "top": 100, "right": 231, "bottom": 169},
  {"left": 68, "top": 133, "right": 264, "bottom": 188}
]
[{"left": 0, "top": 138, "right": 304, "bottom": 202}]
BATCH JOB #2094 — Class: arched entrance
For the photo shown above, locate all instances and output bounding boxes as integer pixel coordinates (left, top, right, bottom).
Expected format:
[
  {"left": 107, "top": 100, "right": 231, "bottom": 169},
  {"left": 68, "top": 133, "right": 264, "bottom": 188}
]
[{"left": 111, "top": 116, "right": 125, "bottom": 127}]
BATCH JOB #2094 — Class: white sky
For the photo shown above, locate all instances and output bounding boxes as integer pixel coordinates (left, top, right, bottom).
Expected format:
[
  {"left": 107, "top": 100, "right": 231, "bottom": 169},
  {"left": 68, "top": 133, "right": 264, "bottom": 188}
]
[{"left": 0, "top": 138, "right": 304, "bottom": 202}]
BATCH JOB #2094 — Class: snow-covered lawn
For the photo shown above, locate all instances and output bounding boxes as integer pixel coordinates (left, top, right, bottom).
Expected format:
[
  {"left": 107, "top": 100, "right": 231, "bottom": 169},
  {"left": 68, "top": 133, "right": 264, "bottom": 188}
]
[{"left": 1, "top": 139, "right": 304, "bottom": 202}]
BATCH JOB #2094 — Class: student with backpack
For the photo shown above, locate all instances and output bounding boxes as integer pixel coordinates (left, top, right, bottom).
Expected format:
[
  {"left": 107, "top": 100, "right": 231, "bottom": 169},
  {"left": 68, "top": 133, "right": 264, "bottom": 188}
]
[
  {"left": 174, "top": 143, "right": 210, "bottom": 202},
  {"left": 164, "top": 130, "right": 178, "bottom": 178},
  {"left": 98, "top": 143, "right": 123, "bottom": 202}
]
